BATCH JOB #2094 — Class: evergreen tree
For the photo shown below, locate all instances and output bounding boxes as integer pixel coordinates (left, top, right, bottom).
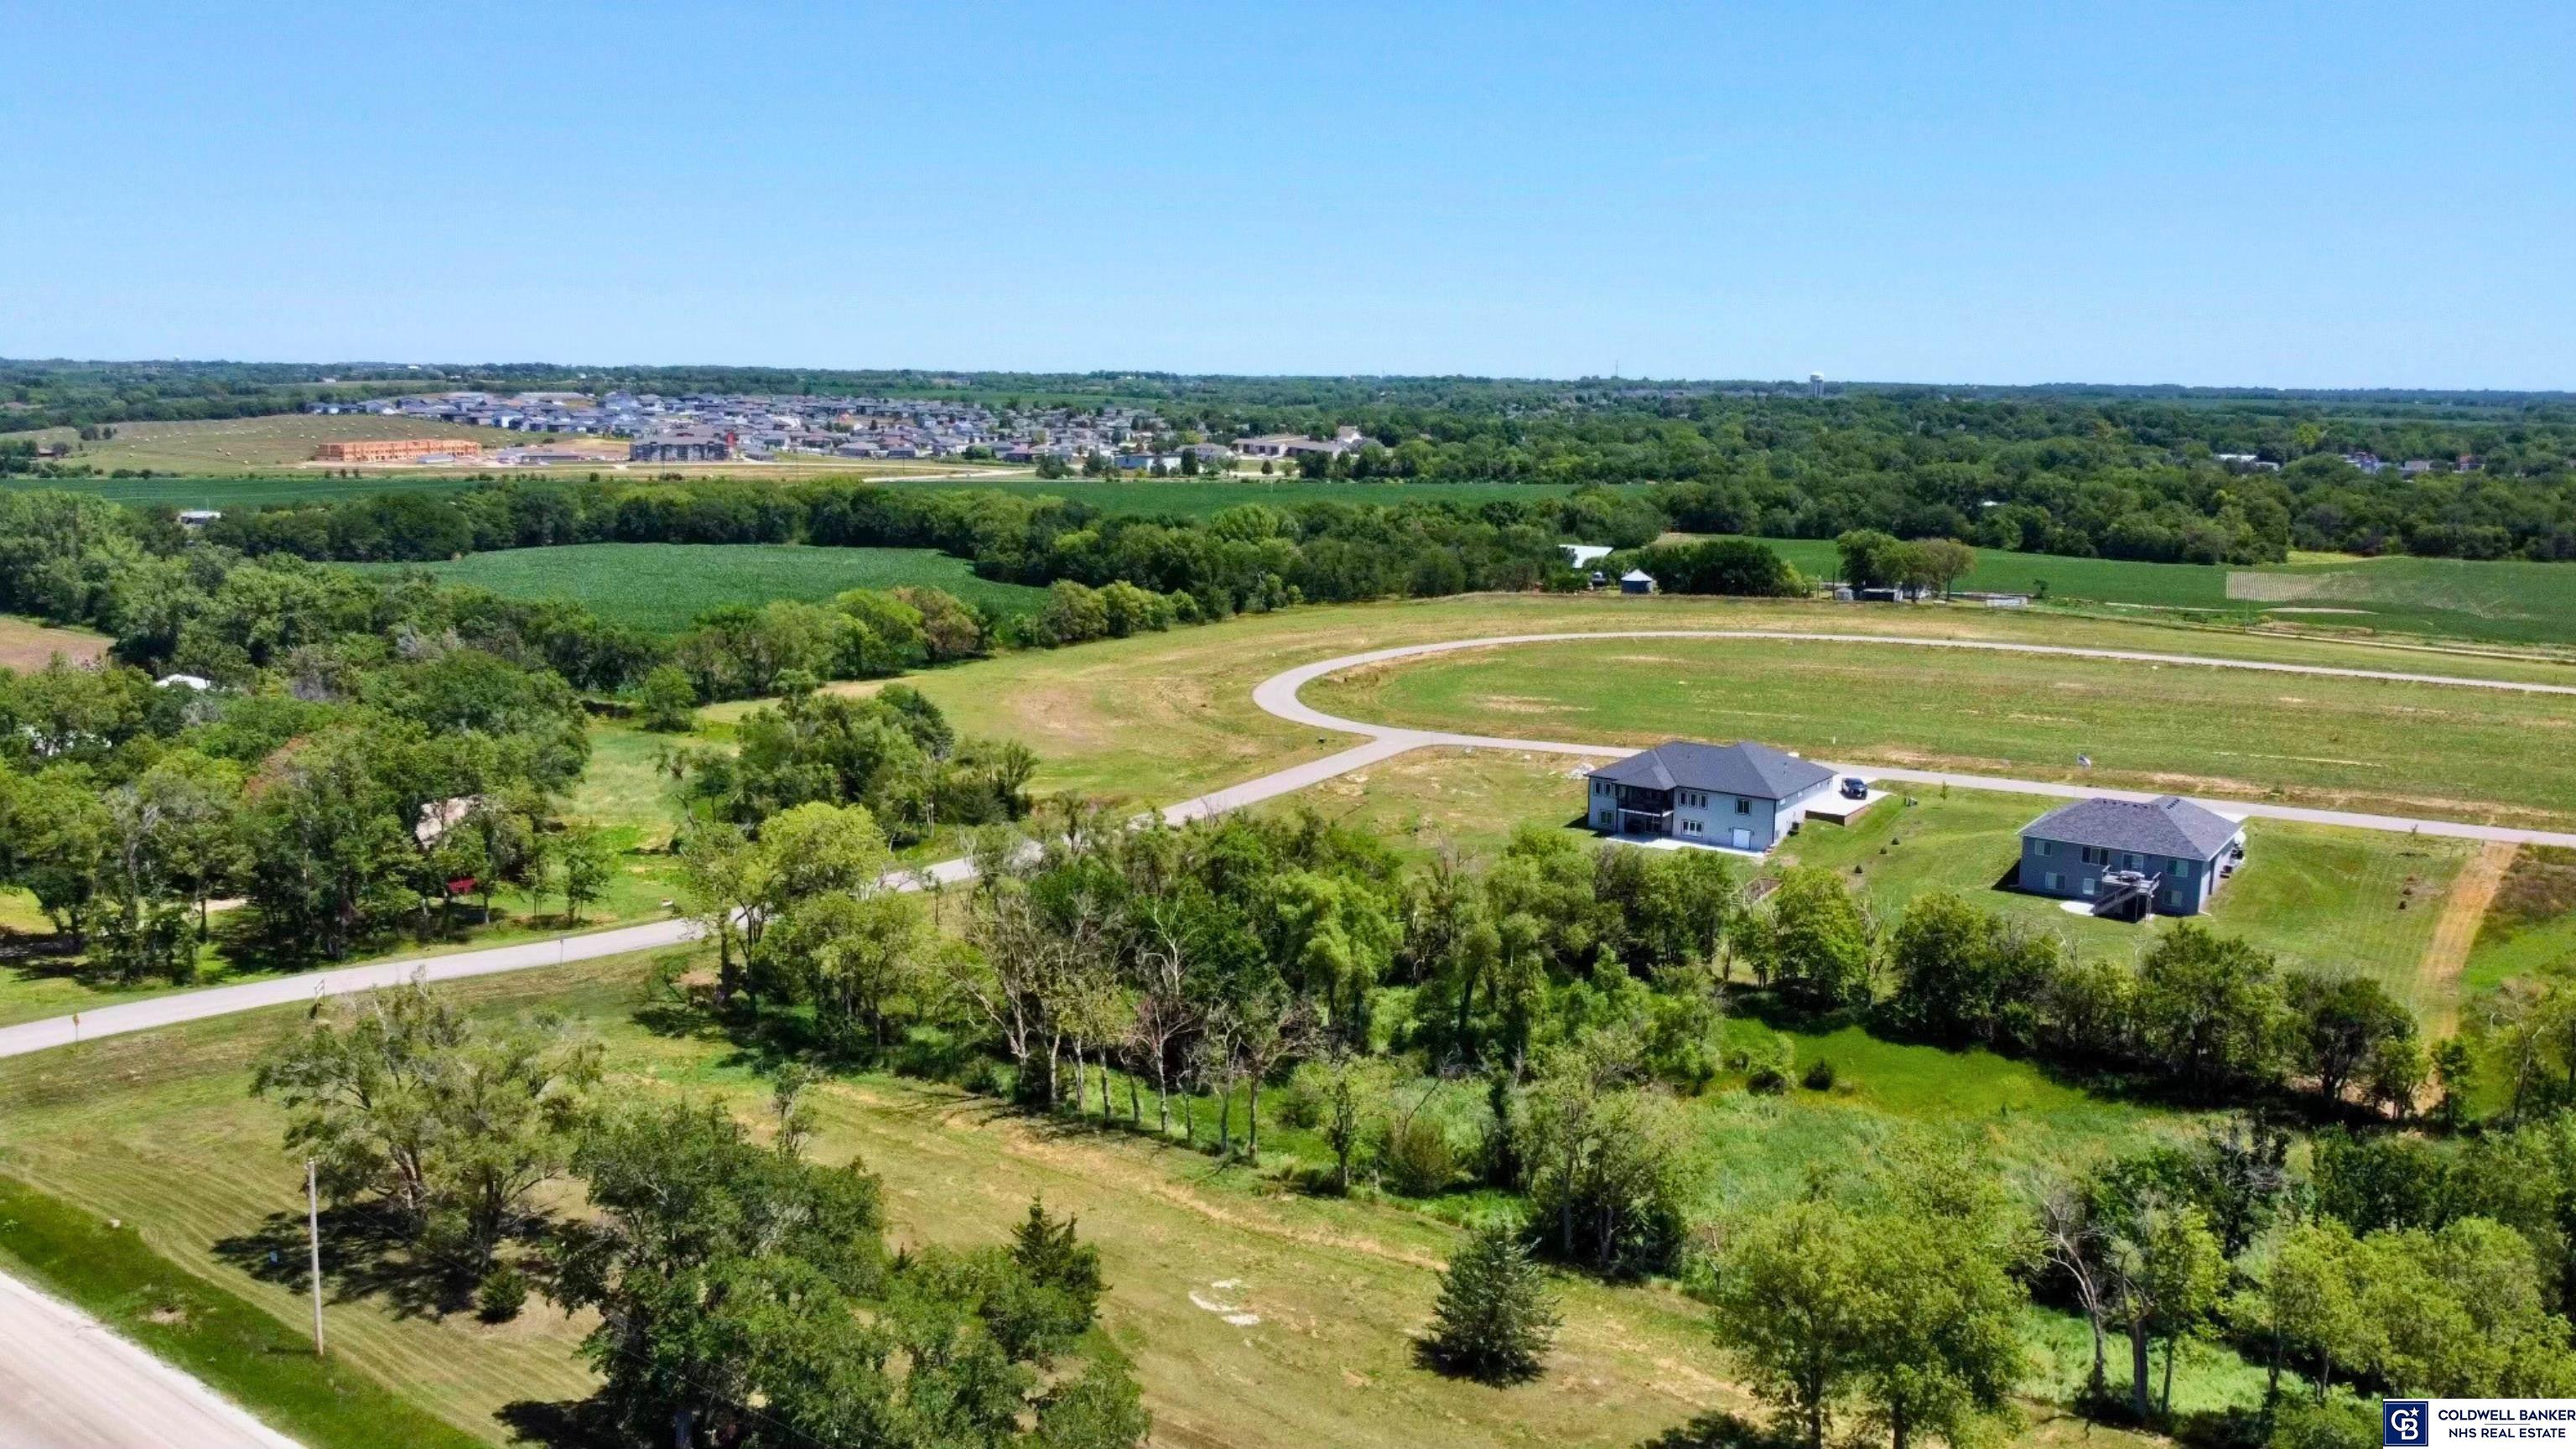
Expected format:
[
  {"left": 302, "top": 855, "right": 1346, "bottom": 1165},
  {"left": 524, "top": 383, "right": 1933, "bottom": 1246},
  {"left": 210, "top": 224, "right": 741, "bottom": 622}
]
[{"left": 1426, "top": 1219, "right": 1561, "bottom": 1383}]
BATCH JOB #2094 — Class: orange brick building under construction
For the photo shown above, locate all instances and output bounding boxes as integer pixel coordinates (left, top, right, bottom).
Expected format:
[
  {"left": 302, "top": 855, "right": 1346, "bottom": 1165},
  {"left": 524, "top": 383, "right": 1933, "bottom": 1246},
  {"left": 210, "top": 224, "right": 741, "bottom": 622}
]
[{"left": 313, "top": 438, "right": 483, "bottom": 463}]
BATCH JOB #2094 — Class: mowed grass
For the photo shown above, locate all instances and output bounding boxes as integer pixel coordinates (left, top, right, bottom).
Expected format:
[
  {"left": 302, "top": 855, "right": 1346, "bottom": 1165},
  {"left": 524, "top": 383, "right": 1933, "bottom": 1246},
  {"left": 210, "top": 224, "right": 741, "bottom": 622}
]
[
  {"left": 0, "top": 1177, "right": 482, "bottom": 1449},
  {"left": 756, "top": 592, "right": 2576, "bottom": 813},
  {"left": 0, "top": 612, "right": 110, "bottom": 669},
  {"left": 0, "top": 949, "right": 2189, "bottom": 1449},
  {"left": 1282, "top": 751, "right": 2476, "bottom": 1017},
  {"left": 349, "top": 543, "right": 1050, "bottom": 632},
  {"left": 1304, "top": 632, "right": 2576, "bottom": 830},
  {"left": 1680, "top": 534, "right": 2576, "bottom": 648}
]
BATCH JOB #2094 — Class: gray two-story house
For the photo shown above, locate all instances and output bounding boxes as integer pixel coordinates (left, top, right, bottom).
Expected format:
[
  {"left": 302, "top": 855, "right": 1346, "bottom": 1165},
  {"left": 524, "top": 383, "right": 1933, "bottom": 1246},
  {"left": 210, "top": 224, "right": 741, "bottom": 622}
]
[
  {"left": 1586, "top": 740, "right": 1835, "bottom": 853},
  {"left": 2017, "top": 795, "right": 2246, "bottom": 917}
]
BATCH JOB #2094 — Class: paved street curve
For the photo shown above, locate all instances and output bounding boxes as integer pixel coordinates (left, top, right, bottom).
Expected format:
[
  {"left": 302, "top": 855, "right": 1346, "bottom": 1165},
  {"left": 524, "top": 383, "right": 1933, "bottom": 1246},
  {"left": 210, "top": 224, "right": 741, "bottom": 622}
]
[{"left": 1254, "top": 629, "right": 2576, "bottom": 850}]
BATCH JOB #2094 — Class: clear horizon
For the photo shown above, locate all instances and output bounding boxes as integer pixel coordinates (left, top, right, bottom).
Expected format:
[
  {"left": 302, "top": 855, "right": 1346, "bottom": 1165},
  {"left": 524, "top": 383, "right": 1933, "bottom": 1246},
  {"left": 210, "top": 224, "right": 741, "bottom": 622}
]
[{"left": 3, "top": 1, "right": 2568, "bottom": 391}]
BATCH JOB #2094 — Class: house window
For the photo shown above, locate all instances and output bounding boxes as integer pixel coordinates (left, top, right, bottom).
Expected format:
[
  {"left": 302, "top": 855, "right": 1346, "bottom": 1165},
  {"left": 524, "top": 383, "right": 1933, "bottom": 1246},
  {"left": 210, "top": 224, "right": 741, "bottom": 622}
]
[
  {"left": 2122, "top": 854, "right": 2142, "bottom": 871},
  {"left": 2080, "top": 845, "right": 2109, "bottom": 866},
  {"left": 2081, "top": 878, "right": 2096, "bottom": 896},
  {"left": 2033, "top": 839, "right": 2054, "bottom": 857},
  {"left": 2172, "top": 860, "right": 2191, "bottom": 880},
  {"left": 2044, "top": 871, "right": 2064, "bottom": 891},
  {"left": 1735, "top": 798, "right": 1752, "bottom": 815},
  {"left": 1681, "top": 820, "right": 1701, "bottom": 835}
]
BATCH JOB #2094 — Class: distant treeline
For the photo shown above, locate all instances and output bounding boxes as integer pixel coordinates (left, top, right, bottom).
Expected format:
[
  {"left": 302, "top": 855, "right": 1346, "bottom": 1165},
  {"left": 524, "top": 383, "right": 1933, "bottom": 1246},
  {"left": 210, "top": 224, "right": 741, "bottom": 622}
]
[
  {"left": 13, "top": 360, "right": 2576, "bottom": 559},
  {"left": 0, "top": 361, "right": 414, "bottom": 432},
  {"left": 201, "top": 478, "right": 1666, "bottom": 614}
]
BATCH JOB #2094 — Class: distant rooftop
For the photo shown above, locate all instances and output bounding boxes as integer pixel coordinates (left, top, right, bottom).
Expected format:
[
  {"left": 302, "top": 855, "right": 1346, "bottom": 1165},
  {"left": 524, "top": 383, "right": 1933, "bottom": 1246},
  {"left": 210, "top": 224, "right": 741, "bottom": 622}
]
[
  {"left": 2020, "top": 795, "right": 2241, "bottom": 859},
  {"left": 1588, "top": 740, "right": 1832, "bottom": 801}
]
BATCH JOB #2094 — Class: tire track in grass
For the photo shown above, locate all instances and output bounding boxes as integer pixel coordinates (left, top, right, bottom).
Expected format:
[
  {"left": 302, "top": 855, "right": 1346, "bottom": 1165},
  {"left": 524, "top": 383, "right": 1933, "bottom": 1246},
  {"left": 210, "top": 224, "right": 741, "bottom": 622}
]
[{"left": 2420, "top": 840, "right": 2519, "bottom": 1031}]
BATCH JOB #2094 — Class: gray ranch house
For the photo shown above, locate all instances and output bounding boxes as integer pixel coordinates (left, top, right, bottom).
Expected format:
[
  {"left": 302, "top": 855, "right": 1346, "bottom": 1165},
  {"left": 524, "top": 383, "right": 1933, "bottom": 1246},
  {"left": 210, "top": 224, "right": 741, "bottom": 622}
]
[
  {"left": 2018, "top": 795, "right": 2246, "bottom": 918},
  {"left": 1586, "top": 740, "right": 1835, "bottom": 853}
]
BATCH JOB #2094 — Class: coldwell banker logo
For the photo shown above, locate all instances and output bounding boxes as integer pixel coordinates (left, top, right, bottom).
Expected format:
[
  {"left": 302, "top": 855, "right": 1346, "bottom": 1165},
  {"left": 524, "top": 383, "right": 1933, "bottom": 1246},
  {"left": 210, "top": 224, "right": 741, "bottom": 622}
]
[{"left": 2386, "top": 1401, "right": 2428, "bottom": 1447}]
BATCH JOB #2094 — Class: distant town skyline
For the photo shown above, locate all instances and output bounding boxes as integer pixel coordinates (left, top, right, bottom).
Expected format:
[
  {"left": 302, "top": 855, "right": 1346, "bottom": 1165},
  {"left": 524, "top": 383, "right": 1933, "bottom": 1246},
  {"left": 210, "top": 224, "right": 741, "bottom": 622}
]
[{"left": 3, "top": 1, "right": 2570, "bottom": 390}]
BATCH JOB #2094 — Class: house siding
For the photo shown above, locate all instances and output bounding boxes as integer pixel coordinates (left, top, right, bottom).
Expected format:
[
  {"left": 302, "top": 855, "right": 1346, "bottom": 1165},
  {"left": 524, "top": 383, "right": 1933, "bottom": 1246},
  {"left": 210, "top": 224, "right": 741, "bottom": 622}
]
[
  {"left": 2018, "top": 834, "right": 2234, "bottom": 915},
  {"left": 1587, "top": 773, "right": 1834, "bottom": 853}
]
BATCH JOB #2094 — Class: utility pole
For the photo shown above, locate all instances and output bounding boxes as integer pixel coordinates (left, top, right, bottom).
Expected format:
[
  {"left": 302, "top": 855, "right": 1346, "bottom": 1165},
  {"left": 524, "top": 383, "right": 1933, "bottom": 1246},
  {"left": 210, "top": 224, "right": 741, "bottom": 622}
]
[{"left": 305, "top": 1158, "right": 325, "bottom": 1358}]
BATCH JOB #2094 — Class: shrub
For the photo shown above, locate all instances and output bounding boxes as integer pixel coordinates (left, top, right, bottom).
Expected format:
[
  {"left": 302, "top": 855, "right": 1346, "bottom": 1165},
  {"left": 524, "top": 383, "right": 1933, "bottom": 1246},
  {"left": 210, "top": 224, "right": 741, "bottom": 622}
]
[
  {"left": 1744, "top": 1031, "right": 1798, "bottom": 1094},
  {"left": 1381, "top": 1115, "right": 1462, "bottom": 1197},
  {"left": 1801, "top": 1058, "right": 1836, "bottom": 1091},
  {"left": 476, "top": 1262, "right": 530, "bottom": 1323}
]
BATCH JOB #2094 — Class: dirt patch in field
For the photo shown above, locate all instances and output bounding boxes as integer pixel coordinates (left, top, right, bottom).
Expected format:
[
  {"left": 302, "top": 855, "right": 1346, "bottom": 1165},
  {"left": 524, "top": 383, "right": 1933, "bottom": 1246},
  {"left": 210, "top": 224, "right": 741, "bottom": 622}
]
[
  {"left": 1473, "top": 695, "right": 1572, "bottom": 715},
  {"left": 2418, "top": 840, "right": 2518, "bottom": 1031},
  {"left": 0, "top": 616, "right": 109, "bottom": 671}
]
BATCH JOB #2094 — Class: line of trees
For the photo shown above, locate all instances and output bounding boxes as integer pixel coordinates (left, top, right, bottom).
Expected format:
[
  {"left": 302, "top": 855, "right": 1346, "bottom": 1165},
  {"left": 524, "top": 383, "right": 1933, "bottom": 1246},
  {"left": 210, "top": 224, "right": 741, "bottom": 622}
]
[{"left": 253, "top": 981, "right": 1149, "bottom": 1449}]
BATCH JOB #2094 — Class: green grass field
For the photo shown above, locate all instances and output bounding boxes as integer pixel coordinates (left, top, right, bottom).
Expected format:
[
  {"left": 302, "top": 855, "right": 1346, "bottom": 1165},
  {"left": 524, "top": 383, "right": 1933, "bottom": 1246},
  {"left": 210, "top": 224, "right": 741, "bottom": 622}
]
[
  {"left": 2, "top": 472, "right": 501, "bottom": 507},
  {"left": 2463, "top": 846, "right": 2576, "bottom": 998},
  {"left": 1304, "top": 631, "right": 2576, "bottom": 830},
  {"left": 742, "top": 593, "right": 2576, "bottom": 816},
  {"left": 348, "top": 543, "right": 1051, "bottom": 631},
  {"left": 0, "top": 948, "right": 2197, "bottom": 1449},
  {"left": 1680, "top": 534, "right": 2576, "bottom": 648}
]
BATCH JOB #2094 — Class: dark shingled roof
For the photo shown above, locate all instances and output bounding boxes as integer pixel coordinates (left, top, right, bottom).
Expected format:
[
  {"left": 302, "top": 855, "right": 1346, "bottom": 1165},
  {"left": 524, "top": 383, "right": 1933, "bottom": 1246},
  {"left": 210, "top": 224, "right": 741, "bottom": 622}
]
[
  {"left": 1587, "top": 740, "right": 1833, "bottom": 801},
  {"left": 2018, "top": 796, "right": 2242, "bottom": 860}
]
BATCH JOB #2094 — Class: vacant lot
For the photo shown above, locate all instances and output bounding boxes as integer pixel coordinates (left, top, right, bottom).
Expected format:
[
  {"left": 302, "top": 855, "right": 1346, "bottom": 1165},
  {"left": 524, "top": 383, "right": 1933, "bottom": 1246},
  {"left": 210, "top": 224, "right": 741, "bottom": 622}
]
[
  {"left": 0, "top": 614, "right": 109, "bottom": 670},
  {"left": 350, "top": 542, "right": 1050, "bottom": 631},
  {"left": 1284, "top": 750, "right": 2479, "bottom": 1016},
  {"left": 763, "top": 594, "right": 2576, "bottom": 813},
  {"left": 23, "top": 414, "right": 526, "bottom": 473},
  {"left": 0, "top": 950, "right": 2199, "bottom": 1449},
  {"left": 1304, "top": 631, "right": 2576, "bottom": 830},
  {"left": 1677, "top": 534, "right": 2576, "bottom": 648}
]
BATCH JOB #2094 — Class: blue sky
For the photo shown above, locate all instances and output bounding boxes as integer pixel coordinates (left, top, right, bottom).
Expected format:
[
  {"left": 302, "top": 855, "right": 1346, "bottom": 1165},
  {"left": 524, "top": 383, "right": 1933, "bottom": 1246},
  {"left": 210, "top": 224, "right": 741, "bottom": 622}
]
[{"left": 3, "top": 1, "right": 2568, "bottom": 387}]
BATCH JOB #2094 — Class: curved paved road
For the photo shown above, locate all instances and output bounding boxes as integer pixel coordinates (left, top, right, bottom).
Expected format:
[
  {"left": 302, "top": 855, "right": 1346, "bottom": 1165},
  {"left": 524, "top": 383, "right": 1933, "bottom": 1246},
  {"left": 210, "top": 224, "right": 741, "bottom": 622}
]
[{"left": 7, "top": 624, "right": 2574, "bottom": 1448}]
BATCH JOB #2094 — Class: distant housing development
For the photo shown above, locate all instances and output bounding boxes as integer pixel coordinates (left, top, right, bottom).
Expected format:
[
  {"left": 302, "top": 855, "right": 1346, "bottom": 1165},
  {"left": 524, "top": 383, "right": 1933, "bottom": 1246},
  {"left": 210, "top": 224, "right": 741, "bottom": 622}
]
[
  {"left": 2017, "top": 795, "right": 2247, "bottom": 918},
  {"left": 311, "top": 388, "right": 1180, "bottom": 467},
  {"left": 312, "top": 438, "right": 483, "bottom": 463},
  {"left": 1586, "top": 740, "right": 1836, "bottom": 853}
]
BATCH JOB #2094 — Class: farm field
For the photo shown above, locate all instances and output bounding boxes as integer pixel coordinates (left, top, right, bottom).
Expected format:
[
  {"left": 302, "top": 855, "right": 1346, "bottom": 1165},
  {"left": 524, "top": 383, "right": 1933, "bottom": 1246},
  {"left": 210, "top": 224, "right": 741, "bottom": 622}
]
[
  {"left": 868, "top": 475, "right": 1611, "bottom": 516},
  {"left": 1680, "top": 533, "right": 2576, "bottom": 648},
  {"left": 0, "top": 948, "right": 2205, "bottom": 1449},
  {"left": 0, "top": 613, "right": 108, "bottom": 670},
  {"left": 1, "top": 470, "right": 498, "bottom": 507},
  {"left": 1283, "top": 750, "right": 2481, "bottom": 1017},
  {"left": 1302, "top": 630, "right": 2576, "bottom": 831},
  {"left": 740, "top": 593, "right": 2576, "bottom": 813},
  {"left": 5, "top": 414, "right": 528, "bottom": 473},
  {"left": 348, "top": 542, "right": 1051, "bottom": 631}
]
